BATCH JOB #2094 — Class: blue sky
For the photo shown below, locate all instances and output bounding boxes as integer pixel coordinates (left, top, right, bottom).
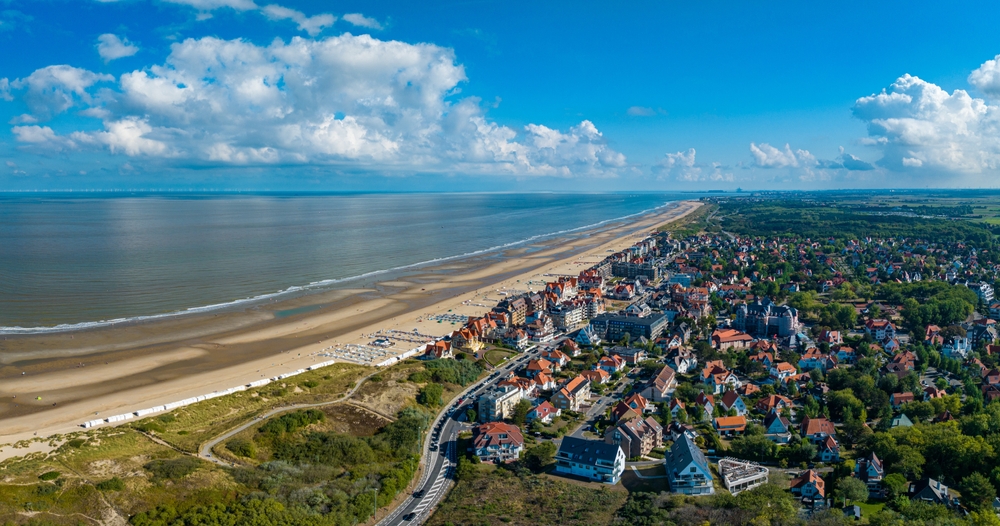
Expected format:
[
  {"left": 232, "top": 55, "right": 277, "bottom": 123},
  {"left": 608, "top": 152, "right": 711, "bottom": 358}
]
[{"left": 3, "top": 0, "right": 1000, "bottom": 191}]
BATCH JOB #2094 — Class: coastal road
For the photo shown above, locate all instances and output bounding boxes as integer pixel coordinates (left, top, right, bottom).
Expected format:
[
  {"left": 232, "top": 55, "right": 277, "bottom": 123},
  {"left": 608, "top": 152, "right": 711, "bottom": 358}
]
[
  {"left": 377, "top": 344, "right": 544, "bottom": 525},
  {"left": 197, "top": 371, "right": 378, "bottom": 465}
]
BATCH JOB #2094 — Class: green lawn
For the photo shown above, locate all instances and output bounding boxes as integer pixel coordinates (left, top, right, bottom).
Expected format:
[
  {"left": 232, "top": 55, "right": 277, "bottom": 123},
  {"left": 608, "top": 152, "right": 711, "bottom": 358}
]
[{"left": 484, "top": 348, "right": 515, "bottom": 367}]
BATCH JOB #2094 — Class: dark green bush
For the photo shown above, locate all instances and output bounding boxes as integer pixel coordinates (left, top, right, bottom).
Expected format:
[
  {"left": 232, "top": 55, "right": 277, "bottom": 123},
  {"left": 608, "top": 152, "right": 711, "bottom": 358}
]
[
  {"left": 227, "top": 438, "right": 258, "bottom": 458},
  {"left": 96, "top": 477, "right": 126, "bottom": 491},
  {"left": 38, "top": 471, "right": 60, "bottom": 481},
  {"left": 144, "top": 457, "right": 202, "bottom": 480}
]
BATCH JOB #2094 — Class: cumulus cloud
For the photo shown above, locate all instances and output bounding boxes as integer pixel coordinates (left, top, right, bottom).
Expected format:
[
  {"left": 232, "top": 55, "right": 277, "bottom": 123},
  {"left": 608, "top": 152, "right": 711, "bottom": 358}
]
[
  {"left": 262, "top": 5, "right": 335, "bottom": 36},
  {"left": 342, "top": 13, "right": 383, "bottom": 30},
  {"left": 5, "top": 34, "right": 626, "bottom": 178},
  {"left": 0, "top": 78, "right": 11, "bottom": 101},
  {"left": 97, "top": 34, "right": 139, "bottom": 62},
  {"left": 852, "top": 73, "right": 1000, "bottom": 173},
  {"left": 653, "top": 148, "right": 732, "bottom": 181},
  {"left": 11, "top": 65, "right": 113, "bottom": 118},
  {"left": 969, "top": 54, "right": 1000, "bottom": 100},
  {"left": 749, "top": 142, "right": 814, "bottom": 168}
]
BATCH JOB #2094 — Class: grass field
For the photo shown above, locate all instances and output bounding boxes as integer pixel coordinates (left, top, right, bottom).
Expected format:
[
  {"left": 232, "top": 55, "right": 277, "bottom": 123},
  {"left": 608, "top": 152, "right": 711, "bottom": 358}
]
[
  {"left": 426, "top": 464, "right": 628, "bottom": 526},
  {"left": 484, "top": 348, "right": 515, "bottom": 366}
]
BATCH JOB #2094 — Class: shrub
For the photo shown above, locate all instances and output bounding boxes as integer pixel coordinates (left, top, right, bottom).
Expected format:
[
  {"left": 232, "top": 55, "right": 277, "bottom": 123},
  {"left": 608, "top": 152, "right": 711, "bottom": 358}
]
[
  {"left": 158, "top": 414, "right": 176, "bottom": 423},
  {"left": 144, "top": 457, "right": 202, "bottom": 480},
  {"left": 38, "top": 471, "right": 60, "bottom": 481},
  {"left": 302, "top": 380, "right": 319, "bottom": 388},
  {"left": 135, "top": 422, "right": 166, "bottom": 433},
  {"left": 96, "top": 477, "right": 126, "bottom": 491},
  {"left": 36, "top": 483, "right": 59, "bottom": 496},
  {"left": 66, "top": 438, "right": 86, "bottom": 448},
  {"left": 259, "top": 409, "right": 325, "bottom": 436},
  {"left": 227, "top": 438, "right": 258, "bottom": 458}
]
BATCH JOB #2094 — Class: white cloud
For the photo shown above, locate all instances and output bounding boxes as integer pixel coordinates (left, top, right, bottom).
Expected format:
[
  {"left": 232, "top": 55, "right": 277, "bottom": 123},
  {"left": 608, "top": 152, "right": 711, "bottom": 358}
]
[
  {"left": 97, "top": 34, "right": 139, "bottom": 62},
  {"left": 7, "top": 34, "right": 626, "bottom": 177},
  {"left": 749, "top": 142, "right": 814, "bottom": 168},
  {"left": 342, "top": 13, "right": 383, "bottom": 30},
  {"left": 627, "top": 106, "right": 654, "bottom": 117},
  {"left": 653, "top": 148, "right": 732, "bottom": 181},
  {"left": 969, "top": 54, "right": 1000, "bottom": 100},
  {"left": 262, "top": 5, "right": 335, "bottom": 36},
  {"left": 852, "top": 73, "right": 1000, "bottom": 173},
  {"left": 12, "top": 125, "right": 59, "bottom": 143},
  {"left": 162, "top": 0, "right": 258, "bottom": 10},
  {"left": 0, "top": 77, "right": 11, "bottom": 101},
  {"left": 11, "top": 65, "right": 114, "bottom": 118}
]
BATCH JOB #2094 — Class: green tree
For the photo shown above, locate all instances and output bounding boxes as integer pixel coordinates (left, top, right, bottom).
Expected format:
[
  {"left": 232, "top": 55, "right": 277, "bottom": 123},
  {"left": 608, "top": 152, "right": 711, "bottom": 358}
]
[
  {"left": 511, "top": 399, "right": 532, "bottom": 426},
  {"left": 960, "top": 472, "right": 997, "bottom": 512},
  {"left": 417, "top": 383, "right": 444, "bottom": 407},
  {"left": 882, "top": 473, "right": 909, "bottom": 500},
  {"left": 522, "top": 442, "right": 556, "bottom": 472},
  {"left": 836, "top": 476, "right": 869, "bottom": 505}
]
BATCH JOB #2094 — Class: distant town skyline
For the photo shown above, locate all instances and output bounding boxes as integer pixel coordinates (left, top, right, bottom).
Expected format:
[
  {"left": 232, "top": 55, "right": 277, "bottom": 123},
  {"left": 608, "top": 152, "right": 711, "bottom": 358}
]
[{"left": 2, "top": 0, "right": 1000, "bottom": 191}]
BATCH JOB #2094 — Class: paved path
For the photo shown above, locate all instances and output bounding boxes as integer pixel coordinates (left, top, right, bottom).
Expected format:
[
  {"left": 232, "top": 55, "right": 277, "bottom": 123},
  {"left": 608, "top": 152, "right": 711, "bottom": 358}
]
[{"left": 197, "top": 371, "right": 378, "bottom": 465}]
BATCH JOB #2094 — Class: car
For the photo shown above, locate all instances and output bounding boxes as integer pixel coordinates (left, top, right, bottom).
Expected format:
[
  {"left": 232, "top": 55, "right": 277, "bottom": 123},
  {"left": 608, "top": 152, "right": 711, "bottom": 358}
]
[
  {"left": 413, "top": 490, "right": 425, "bottom": 498},
  {"left": 403, "top": 512, "right": 417, "bottom": 521},
  {"left": 429, "top": 444, "right": 437, "bottom": 451}
]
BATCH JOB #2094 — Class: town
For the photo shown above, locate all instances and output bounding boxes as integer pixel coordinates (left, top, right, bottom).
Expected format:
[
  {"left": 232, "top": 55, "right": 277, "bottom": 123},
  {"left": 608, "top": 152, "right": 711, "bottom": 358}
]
[{"left": 419, "top": 197, "right": 1000, "bottom": 524}]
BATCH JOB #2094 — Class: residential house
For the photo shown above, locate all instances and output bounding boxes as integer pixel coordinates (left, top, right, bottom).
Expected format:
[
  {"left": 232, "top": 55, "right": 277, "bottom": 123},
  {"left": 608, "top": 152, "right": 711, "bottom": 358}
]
[
  {"left": 711, "top": 328, "right": 755, "bottom": 351},
  {"left": 924, "top": 385, "right": 947, "bottom": 401},
  {"left": 597, "top": 355, "right": 626, "bottom": 375},
  {"left": 580, "top": 369, "right": 611, "bottom": 385},
  {"left": 555, "top": 437, "right": 625, "bottom": 484},
  {"left": 526, "top": 401, "right": 560, "bottom": 424},
  {"left": 534, "top": 373, "right": 556, "bottom": 391},
  {"left": 552, "top": 375, "right": 591, "bottom": 412},
  {"left": 748, "top": 351, "right": 775, "bottom": 369},
  {"left": 605, "top": 416, "right": 663, "bottom": 458},
  {"left": 694, "top": 392, "right": 715, "bottom": 420},
  {"left": 501, "top": 327, "right": 529, "bottom": 350},
  {"left": 865, "top": 319, "right": 897, "bottom": 342},
  {"left": 942, "top": 336, "right": 971, "bottom": 359},
  {"left": 891, "top": 413, "right": 914, "bottom": 428},
  {"left": 833, "top": 345, "right": 857, "bottom": 364},
  {"left": 720, "top": 391, "right": 748, "bottom": 416},
  {"left": 666, "top": 349, "right": 698, "bottom": 374},
  {"left": 800, "top": 416, "right": 836, "bottom": 444},
  {"left": 714, "top": 415, "right": 748, "bottom": 437},
  {"left": 910, "top": 478, "right": 959, "bottom": 508},
  {"left": 770, "top": 362, "right": 797, "bottom": 382},
  {"left": 477, "top": 385, "right": 523, "bottom": 423},
  {"left": 818, "top": 330, "right": 843, "bottom": 345},
  {"left": 790, "top": 470, "right": 826, "bottom": 502},
  {"left": 890, "top": 392, "right": 914, "bottom": 409},
  {"left": 472, "top": 422, "right": 524, "bottom": 463},
  {"left": 702, "top": 361, "right": 741, "bottom": 394},
  {"left": 756, "top": 394, "right": 793, "bottom": 414},
  {"left": 525, "top": 358, "right": 555, "bottom": 378},
  {"left": 610, "top": 346, "right": 648, "bottom": 365},
  {"left": 424, "top": 340, "right": 452, "bottom": 359},
  {"left": 541, "top": 349, "right": 570, "bottom": 368},
  {"left": 763, "top": 410, "right": 792, "bottom": 444},
  {"left": 575, "top": 325, "right": 602, "bottom": 347},
  {"left": 642, "top": 366, "right": 678, "bottom": 402},
  {"left": 665, "top": 434, "right": 715, "bottom": 495},
  {"left": 669, "top": 398, "right": 686, "bottom": 419},
  {"left": 818, "top": 435, "right": 841, "bottom": 463},
  {"left": 611, "top": 393, "right": 649, "bottom": 422},
  {"left": 854, "top": 452, "right": 886, "bottom": 499}
]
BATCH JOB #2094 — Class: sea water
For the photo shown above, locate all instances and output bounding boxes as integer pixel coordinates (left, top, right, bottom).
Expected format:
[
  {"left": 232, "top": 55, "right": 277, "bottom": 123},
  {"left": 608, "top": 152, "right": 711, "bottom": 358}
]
[{"left": 0, "top": 192, "right": 686, "bottom": 332}]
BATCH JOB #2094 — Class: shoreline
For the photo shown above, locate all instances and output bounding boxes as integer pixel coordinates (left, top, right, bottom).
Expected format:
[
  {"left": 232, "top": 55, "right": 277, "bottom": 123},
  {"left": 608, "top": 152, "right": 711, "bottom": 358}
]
[{"left": 0, "top": 200, "right": 702, "bottom": 450}]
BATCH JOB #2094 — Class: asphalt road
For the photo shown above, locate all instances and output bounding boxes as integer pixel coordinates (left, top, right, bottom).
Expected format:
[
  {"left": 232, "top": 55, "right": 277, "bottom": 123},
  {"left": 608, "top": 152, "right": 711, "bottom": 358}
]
[{"left": 377, "top": 344, "right": 545, "bottom": 525}]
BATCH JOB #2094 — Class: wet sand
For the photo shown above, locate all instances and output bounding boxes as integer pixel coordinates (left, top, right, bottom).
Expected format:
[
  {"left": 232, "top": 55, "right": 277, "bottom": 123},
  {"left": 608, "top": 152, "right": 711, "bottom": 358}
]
[{"left": 0, "top": 200, "right": 702, "bottom": 446}]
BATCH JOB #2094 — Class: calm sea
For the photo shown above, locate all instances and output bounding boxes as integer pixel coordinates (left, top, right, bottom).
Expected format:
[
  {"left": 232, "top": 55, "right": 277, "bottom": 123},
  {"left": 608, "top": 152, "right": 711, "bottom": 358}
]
[{"left": 0, "top": 192, "right": 685, "bottom": 332}]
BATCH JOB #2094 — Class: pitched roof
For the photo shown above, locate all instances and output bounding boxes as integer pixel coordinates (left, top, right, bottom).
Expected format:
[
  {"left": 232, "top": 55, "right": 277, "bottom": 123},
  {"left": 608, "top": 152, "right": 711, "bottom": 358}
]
[
  {"left": 801, "top": 416, "right": 836, "bottom": 436},
  {"left": 790, "top": 469, "right": 825, "bottom": 497},
  {"left": 472, "top": 422, "right": 524, "bottom": 449},
  {"left": 720, "top": 390, "right": 742, "bottom": 409},
  {"left": 665, "top": 434, "right": 711, "bottom": 476}
]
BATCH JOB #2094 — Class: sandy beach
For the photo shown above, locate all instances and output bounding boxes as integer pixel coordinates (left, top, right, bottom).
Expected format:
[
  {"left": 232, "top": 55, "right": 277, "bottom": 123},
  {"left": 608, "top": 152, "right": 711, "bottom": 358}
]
[{"left": 0, "top": 199, "right": 701, "bottom": 448}]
